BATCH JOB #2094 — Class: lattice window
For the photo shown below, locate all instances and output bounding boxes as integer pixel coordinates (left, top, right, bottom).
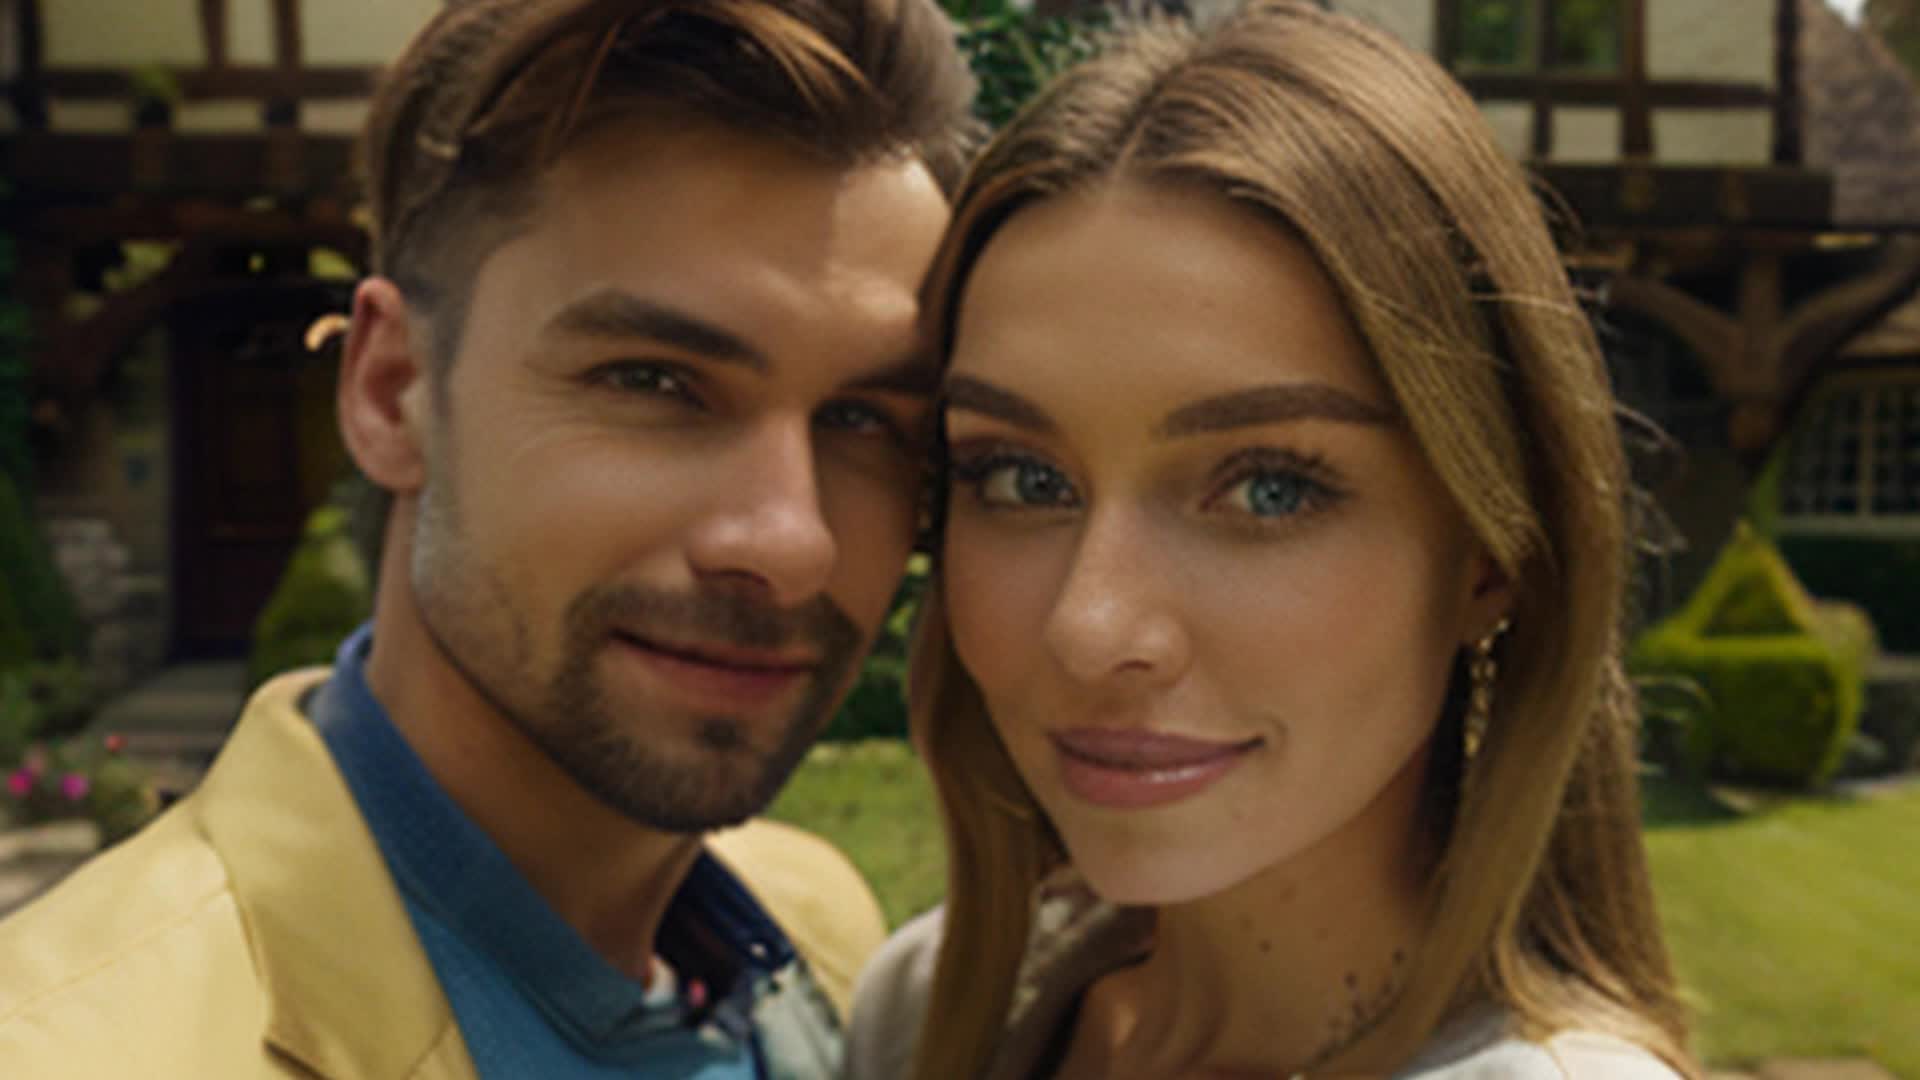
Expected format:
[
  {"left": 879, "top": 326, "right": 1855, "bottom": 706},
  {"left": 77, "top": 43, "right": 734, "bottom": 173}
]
[
  {"left": 1453, "top": 0, "right": 1623, "bottom": 72},
  {"left": 1782, "top": 377, "right": 1920, "bottom": 524}
]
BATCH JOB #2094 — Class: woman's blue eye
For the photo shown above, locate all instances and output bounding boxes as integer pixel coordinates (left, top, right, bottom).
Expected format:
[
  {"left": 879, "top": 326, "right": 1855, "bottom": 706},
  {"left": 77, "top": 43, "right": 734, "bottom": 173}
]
[
  {"left": 1238, "top": 470, "right": 1309, "bottom": 517},
  {"left": 954, "top": 455, "right": 1077, "bottom": 508}
]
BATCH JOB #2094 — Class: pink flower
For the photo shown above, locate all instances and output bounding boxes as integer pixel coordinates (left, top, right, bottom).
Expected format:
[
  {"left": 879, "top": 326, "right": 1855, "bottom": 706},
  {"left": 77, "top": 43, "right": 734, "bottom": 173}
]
[
  {"left": 6, "top": 769, "right": 34, "bottom": 799},
  {"left": 59, "top": 773, "right": 91, "bottom": 802}
]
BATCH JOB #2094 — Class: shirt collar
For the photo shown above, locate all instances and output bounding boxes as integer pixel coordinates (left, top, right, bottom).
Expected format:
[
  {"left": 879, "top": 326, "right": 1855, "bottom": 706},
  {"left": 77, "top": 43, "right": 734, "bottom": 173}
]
[{"left": 311, "top": 624, "right": 796, "bottom": 1054}]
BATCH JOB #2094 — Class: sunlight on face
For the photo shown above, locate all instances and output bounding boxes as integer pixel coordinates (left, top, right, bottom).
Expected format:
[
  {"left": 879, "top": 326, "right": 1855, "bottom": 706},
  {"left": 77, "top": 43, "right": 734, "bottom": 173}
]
[
  {"left": 942, "top": 181, "right": 1493, "bottom": 903},
  {"left": 408, "top": 120, "right": 949, "bottom": 831}
]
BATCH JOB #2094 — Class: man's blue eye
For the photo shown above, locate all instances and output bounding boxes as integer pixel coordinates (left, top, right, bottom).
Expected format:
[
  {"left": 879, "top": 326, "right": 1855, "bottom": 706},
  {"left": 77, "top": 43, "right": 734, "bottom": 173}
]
[
  {"left": 817, "top": 401, "right": 893, "bottom": 434},
  {"left": 604, "top": 363, "right": 689, "bottom": 397}
]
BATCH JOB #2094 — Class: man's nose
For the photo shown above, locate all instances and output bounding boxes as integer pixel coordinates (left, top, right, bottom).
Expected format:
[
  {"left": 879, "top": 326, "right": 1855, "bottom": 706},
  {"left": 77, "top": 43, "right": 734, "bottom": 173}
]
[
  {"left": 685, "top": 417, "right": 838, "bottom": 608},
  {"left": 1042, "top": 508, "right": 1191, "bottom": 691}
]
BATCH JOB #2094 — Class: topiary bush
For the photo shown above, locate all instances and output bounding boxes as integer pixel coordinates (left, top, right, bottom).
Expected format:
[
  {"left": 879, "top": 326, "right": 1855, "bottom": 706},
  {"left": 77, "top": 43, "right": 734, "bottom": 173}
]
[
  {"left": 1631, "top": 522, "right": 1876, "bottom": 788},
  {"left": 248, "top": 504, "right": 372, "bottom": 687}
]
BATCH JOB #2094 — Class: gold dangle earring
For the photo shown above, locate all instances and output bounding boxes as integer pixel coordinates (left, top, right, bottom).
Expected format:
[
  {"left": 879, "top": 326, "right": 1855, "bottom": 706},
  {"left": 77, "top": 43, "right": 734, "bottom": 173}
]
[{"left": 1464, "top": 617, "right": 1512, "bottom": 761}]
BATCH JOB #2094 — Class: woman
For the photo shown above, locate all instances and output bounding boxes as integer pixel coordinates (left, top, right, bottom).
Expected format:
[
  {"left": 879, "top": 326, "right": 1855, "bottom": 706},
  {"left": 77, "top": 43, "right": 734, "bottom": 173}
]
[{"left": 848, "top": 2, "right": 1697, "bottom": 1078}]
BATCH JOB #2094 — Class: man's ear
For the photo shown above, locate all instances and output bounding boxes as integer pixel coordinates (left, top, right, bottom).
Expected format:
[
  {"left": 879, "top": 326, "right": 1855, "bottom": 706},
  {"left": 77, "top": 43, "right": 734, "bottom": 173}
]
[{"left": 338, "top": 278, "right": 433, "bottom": 494}]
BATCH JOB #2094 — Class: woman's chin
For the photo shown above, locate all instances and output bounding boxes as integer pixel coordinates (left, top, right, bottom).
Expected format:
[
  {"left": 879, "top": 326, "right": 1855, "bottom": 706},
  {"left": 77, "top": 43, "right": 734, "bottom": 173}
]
[{"left": 1062, "top": 835, "right": 1270, "bottom": 908}]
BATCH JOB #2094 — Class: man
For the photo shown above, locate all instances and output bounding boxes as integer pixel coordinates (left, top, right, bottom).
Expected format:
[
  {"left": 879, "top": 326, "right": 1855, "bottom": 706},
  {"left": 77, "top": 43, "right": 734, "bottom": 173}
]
[{"left": 0, "top": 0, "right": 975, "bottom": 1075}]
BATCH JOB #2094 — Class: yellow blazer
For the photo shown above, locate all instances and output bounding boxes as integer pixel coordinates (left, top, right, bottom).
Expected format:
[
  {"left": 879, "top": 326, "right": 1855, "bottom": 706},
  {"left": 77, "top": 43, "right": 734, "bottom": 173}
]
[{"left": 0, "top": 670, "right": 887, "bottom": 1079}]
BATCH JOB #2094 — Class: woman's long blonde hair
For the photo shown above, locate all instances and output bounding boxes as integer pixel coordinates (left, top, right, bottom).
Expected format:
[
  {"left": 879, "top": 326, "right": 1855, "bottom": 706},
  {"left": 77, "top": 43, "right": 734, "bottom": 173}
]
[{"left": 908, "top": 3, "right": 1694, "bottom": 1077}]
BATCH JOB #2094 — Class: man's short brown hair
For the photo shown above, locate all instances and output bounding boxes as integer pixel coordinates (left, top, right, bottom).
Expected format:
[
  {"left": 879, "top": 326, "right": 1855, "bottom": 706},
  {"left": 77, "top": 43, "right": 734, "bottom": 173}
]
[{"left": 360, "top": 0, "right": 979, "bottom": 369}]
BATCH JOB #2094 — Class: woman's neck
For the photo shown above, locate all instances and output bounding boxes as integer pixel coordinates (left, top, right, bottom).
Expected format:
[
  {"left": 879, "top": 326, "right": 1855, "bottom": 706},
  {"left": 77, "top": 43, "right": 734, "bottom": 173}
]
[{"left": 1061, "top": 749, "right": 1436, "bottom": 1079}]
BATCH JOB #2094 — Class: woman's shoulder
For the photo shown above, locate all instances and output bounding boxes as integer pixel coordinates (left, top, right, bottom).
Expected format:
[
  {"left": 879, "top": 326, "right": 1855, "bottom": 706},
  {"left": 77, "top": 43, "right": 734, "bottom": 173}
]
[
  {"left": 1398, "top": 1009, "right": 1685, "bottom": 1080},
  {"left": 846, "top": 905, "right": 947, "bottom": 1080}
]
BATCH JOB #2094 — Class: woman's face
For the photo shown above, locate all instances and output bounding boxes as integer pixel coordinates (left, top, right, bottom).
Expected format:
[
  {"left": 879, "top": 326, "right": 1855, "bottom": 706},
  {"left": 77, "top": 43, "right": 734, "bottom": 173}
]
[{"left": 942, "top": 181, "right": 1504, "bottom": 905}]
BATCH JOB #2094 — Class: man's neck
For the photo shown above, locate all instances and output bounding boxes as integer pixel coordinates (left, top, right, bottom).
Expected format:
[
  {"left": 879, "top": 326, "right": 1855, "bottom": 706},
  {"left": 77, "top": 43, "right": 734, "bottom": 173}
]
[{"left": 363, "top": 561, "right": 702, "bottom": 981}]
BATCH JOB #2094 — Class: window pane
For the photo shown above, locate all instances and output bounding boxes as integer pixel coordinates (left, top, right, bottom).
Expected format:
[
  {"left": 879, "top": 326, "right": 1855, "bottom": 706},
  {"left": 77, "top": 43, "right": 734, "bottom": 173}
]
[
  {"left": 1554, "top": 0, "right": 1621, "bottom": 71},
  {"left": 1457, "top": 0, "right": 1533, "bottom": 68}
]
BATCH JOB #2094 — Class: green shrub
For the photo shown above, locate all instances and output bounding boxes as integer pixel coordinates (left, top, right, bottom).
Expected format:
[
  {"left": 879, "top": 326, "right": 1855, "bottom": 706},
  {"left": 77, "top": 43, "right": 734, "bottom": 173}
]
[
  {"left": 1631, "top": 523, "right": 1875, "bottom": 788},
  {"left": 248, "top": 505, "right": 372, "bottom": 687},
  {"left": 0, "top": 569, "right": 32, "bottom": 671},
  {"left": 823, "top": 664, "right": 909, "bottom": 742},
  {"left": 0, "top": 469, "right": 84, "bottom": 661}
]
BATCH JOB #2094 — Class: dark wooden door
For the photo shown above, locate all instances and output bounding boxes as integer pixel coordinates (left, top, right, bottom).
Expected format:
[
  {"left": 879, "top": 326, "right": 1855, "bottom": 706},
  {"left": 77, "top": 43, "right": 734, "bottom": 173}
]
[{"left": 170, "top": 285, "right": 348, "bottom": 658}]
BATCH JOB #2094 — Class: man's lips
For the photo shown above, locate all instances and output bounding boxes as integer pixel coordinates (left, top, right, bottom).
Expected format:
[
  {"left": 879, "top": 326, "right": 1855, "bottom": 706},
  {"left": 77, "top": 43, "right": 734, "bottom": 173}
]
[
  {"left": 1049, "top": 728, "right": 1263, "bottom": 810},
  {"left": 612, "top": 631, "right": 819, "bottom": 674},
  {"left": 608, "top": 631, "right": 819, "bottom": 711}
]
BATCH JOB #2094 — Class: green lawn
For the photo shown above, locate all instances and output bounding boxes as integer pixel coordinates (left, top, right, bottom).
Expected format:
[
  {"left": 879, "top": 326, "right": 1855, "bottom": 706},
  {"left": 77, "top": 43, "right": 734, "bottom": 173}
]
[
  {"left": 769, "top": 740, "right": 1920, "bottom": 1074},
  {"left": 1644, "top": 779, "right": 1920, "bottom": 1075},
  {"left": 767, "top": 739, "right": 949, "bottom": 929}
]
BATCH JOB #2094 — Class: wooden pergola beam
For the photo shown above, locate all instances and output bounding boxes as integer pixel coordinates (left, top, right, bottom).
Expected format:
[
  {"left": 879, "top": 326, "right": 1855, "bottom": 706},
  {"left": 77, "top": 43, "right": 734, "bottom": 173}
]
[
  {"left": 0, "top": 132, "right": 360, "bottom": 200},
  {"left": 13, "top": 66, "right": 377, "bottom": 101}
]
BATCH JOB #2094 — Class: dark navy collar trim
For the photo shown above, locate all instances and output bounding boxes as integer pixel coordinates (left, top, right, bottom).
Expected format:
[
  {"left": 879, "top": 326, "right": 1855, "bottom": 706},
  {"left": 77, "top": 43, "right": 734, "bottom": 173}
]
[{"left": 310, "top": 623, "right": 797, "bottom": 1055}]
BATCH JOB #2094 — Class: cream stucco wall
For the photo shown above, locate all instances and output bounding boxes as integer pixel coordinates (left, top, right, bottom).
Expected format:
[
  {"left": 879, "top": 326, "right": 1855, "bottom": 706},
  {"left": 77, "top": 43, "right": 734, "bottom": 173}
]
[
  {"left": 1654, "top": 107, "right": 1774, "bottom": 165},
  {"left": 1552, "top": 106, "right": 1620, "bottom": 163},
  {"left": 44, "top": 0, "right": 205, "bottom": 66},
  {"left": 175, "top": 101, "right": 265, "bottom": 135},
  {"left": 1648, "top": 0, "right": 1776, "bottom": 84},
  {"left": 47, "top": 100, "right": 132, "bottom": 135},
  {"left": 1479, "top": 101, "right": 1534, "bottom": 160},
  {"left": 301, "top": 0, "right": 443, "bottom": 66},
  {"left": 1335, "top": 0, "right": 1436, "bottom": 54},
  {"left": 228, "top": 0, "right": 278, "bottom": 66}
]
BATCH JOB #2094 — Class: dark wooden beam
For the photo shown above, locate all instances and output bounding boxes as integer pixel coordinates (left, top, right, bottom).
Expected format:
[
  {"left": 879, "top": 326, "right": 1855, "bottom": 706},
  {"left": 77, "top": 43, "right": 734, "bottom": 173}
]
[
  {"left": 15, "top": 200, "right": 367, "bottom": 254},
  {"left": 0, "top": 132, "right": 360, "bottom": 200},
  {"left": 1773, "top": 0, "right": 1801, "bottom": 165},
  {"left": 1621, "top": 0, "right": 1652, "bottom": 157},
  {"left": 200, "top": 0, "right": 229, "bottom": 68},
  {"left": 1434, "top": 0, "right": 1460, "bottom": 67},
  {"left": 272, "top": 0, "right": 301, "bottom": 69},
  {"left": 16, "top": 66, "right": 377, "bottom": 100},
  {"left": 11, "top": 0, "right": 47, "bottom": 128},
  {"left": 1538, "top": 163, "right": 1833, "bottom": 229},
  {"left": 1533, "top": 0, "right": 1557, "bottom": 157},
  {"left": 1461, "top": 73, "right": 1774, "bottom": 109}
]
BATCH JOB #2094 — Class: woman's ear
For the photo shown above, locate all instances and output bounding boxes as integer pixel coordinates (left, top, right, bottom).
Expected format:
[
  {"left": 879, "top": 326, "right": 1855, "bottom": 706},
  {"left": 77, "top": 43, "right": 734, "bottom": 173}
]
[
  {"left": 338, "top": 278, "right": 432, "bottom": 495},
  {"left": 1461, "top": 549, "right": 1516, "bottom": 646}
]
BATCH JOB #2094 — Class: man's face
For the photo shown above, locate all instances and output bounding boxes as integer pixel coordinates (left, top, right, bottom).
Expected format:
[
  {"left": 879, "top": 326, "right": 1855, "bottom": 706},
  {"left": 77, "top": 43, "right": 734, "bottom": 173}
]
[{"left": 406, "top": 120, "right": 948, "bottom": 831}]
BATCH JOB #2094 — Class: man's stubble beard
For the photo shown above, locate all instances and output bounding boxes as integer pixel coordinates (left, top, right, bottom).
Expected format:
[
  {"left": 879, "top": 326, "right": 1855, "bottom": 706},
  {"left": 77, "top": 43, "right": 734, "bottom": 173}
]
[{"left": 407, "top": 450, "right": 864, "bottom": 833}]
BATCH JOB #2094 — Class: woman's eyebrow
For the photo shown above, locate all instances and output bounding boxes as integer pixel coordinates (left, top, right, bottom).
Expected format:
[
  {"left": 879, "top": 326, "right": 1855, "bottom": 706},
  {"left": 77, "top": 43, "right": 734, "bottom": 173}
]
[
  {"left": 943, "top": 374, "right": 1056, "bottom": 435},
  {"left": 1156, "top": 383, "right": 1398, "bottom": 437}
]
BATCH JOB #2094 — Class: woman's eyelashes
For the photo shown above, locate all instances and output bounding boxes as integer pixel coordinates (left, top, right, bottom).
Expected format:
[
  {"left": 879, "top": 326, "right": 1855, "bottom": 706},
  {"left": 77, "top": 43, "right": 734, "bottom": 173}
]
[
  {"left": 1205, "top": 447, "right": 1346, "bottom": 522},
  {"left": 948, "top": 446, "right": 1080, "bottom": 510},
  {"left": 946, "top": 441, "right": 1347, "bottom": 522}
]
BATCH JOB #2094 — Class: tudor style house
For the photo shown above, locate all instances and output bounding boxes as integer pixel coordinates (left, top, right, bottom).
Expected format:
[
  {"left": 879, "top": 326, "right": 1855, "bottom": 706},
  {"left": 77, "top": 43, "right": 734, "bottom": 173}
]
[
  {"left": 1331, "top": 0, "right": 1920, "bottom": 642},
  {"left": 5, "top": 0, "right": 1919, "bottom": 691},
  {"left": 2, "top": 0, "right": 442, "bottom": 685}
]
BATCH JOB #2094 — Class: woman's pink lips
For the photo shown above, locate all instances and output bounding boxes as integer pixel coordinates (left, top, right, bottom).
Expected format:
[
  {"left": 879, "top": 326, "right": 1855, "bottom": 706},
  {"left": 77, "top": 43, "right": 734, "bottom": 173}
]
[{"left": 1050, "top": 728, "right": 1262, "bottom": 810}]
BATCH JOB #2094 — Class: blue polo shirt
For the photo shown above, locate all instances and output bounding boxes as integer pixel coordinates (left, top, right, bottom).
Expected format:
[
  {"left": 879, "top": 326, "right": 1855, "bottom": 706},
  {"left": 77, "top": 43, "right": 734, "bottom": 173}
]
[{"left": 309, "top": 626, "right": 787, "bottom": 1078}]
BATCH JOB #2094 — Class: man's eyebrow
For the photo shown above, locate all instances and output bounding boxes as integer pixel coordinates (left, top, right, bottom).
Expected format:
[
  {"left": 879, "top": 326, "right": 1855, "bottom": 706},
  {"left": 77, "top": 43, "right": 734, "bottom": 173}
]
[
  {"left": 1157, "top": 383, "right": 1398, "bottom": 437},
  {"left": 942, "top": 375, "right": 1055, "bottom": 434},
  {"left": 544, "top": 289, "right": 766, "bottom": 372}
]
